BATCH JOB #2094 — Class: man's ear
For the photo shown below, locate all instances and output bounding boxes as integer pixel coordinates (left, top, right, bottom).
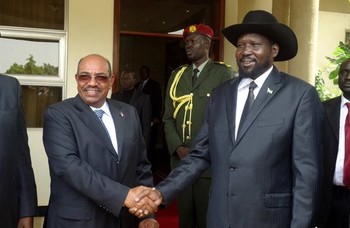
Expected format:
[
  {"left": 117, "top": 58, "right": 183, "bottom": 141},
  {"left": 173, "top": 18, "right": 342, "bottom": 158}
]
[
  {"left": 109, "top": 74, "right": 116, "bottom": 89},
  {"left": 272, "top": 43, "right": 279, "bottom": 58}
]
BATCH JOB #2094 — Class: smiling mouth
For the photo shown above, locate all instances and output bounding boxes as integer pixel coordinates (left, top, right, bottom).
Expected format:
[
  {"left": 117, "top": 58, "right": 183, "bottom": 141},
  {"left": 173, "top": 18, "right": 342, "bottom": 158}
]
[
  {"left": 241, "top": 59, "right": 255, "bottom": 68},
  {"left": 84, "top": 88, "right": 100, "bottom": 96}
]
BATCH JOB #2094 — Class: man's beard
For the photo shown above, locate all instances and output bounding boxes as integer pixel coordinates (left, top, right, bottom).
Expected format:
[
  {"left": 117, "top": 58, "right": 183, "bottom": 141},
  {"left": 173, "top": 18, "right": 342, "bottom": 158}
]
[{"left": 238, "top": 59, "right": 271, "bottom": 80}]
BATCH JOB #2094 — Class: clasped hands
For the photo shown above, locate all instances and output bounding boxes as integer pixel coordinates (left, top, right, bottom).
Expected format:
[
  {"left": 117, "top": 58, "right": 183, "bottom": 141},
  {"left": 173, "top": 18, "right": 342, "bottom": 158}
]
[{"left": 124, "top": 186, "right": 163, "bottom": 218}]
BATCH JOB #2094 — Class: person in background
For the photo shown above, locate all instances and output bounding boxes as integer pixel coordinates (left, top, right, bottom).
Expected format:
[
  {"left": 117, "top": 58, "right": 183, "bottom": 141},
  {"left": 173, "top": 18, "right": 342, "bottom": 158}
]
[
  {"left": 133, "top": 10, "right": 323, "bottom": 228},
  {"left": 111, "top": 70, "right": 152, "bottom": 150},
  {"left": 42, "top": 54, "right": 158, "bottom": 228},
  {"left": 136, "top": 65, "right": 162, "bottom": 171},
  {"left": 322, "top": 58, "right": 350, "bottom": 228},
  {"left": 0, "top": 74, "right": 37, "bottom": 228},
  {"left": 162, "top": 23, "right": 233, "bottom": 228}
]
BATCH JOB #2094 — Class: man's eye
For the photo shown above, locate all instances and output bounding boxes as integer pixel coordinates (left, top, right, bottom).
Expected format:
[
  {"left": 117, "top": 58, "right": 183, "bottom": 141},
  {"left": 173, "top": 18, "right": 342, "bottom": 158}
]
[
  {"left": 78, "top": 75, "right": 91, "bottom": 81},
  {"left": 95, "top": 76, "right": 109, "bottom": 83}
]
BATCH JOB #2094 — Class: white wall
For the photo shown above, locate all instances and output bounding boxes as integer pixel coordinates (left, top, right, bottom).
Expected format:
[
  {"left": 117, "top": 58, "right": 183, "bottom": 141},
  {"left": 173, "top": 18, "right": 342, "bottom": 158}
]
[
  {"left": 29, "top": 0, "right": 114, "bottom": 209},
  {"left": 317, "top": 11, "right": 350, "bottom": 71}
]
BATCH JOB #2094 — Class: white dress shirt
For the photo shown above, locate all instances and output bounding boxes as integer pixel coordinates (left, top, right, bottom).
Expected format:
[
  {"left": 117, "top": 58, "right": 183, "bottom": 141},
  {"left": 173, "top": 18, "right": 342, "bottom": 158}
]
[
  {"left": 235, "top": 66, "right": 273, "bottom": 139},
  {"left": 91, "top": 102, "right": 119, "bottom": 154}
]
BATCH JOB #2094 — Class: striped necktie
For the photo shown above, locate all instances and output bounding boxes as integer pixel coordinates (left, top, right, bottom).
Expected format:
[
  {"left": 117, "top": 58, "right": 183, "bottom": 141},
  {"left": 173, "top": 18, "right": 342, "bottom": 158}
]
[
  {"left": 238, "top": 81, "right": 257, "bottom": 132},
  {"left": 94, "top": 109, "right": 111, "bottom": 141}
]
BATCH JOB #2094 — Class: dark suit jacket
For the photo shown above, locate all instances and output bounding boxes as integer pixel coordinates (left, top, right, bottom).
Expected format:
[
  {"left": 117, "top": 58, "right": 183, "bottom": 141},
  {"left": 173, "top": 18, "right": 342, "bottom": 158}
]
[
  {"left": 136, "top": 79, "right": 162, "bottom": 121},
  {"left": 0, "top": 74, "right": 37, "bottom": 227},
  {"left": 111, "top": 89, "right": 152, "bottom": 149},
  {"left": 43, "top": 95, "right": 153, "bottom": 228},
  {"left": 157, "top": 67, "right": 323, "bottom": 228},
  {"left": 321, "top": 96, "right": 345, "bottom": 226}
]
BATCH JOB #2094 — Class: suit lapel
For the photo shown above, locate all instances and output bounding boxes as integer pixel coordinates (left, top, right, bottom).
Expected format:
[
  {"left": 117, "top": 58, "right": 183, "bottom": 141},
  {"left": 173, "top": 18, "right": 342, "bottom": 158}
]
[
  {"left": 73, "top": 95, "right": 118, "bottom": 158},
  {"left": 192, "top": 59, "right": 212, "bottom": 90},
  {"left": 235, "top": 67, "right": 283, "bottom": 144},
  {"left": 326, "top": 97, "right": 341, "bottom": 141},
  {"left": 183, "top": 66, "right": 192, "bottom": 90},
  {"left": 226, "top": 78, "right": 240, "bottom": 145}
]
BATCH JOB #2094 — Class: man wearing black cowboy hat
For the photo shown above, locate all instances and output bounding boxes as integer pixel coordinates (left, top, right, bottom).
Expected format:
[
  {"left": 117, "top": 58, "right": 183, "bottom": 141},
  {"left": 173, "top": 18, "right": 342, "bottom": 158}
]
[{"left": 132, "top": 10, "right": 323, "bottom": 228}]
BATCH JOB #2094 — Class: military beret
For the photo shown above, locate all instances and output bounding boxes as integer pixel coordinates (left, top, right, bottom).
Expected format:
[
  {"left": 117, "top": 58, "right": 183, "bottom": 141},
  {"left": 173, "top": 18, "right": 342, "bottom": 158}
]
[{"left": 183, "top": 24, "right": 214, "bottom": 39}]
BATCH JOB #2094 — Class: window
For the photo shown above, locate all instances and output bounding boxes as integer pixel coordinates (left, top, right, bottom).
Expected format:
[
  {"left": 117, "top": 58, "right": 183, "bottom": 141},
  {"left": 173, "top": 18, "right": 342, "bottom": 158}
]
[
  {"left": 0, "top": 0, "right": 64, "bottom": 30},
  {"left": 0, "top": 0, "right": 65, "bottom": 128},
  {"left": 346, "top": 29, "right": 350, "bottom": 45},
  {"left": 0, "top": 27, "right": 66, "bottom": 127}
]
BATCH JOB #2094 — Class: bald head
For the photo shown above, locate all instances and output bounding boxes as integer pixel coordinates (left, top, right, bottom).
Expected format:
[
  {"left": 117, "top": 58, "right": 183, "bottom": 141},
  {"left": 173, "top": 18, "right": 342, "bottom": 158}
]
[{"left": 77, "top": 54, "right": 112, "bottom": 76}]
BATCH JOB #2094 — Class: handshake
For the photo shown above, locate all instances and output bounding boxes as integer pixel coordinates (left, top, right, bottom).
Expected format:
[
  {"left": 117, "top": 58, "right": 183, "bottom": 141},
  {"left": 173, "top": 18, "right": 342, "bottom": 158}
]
[{"left": 124, "top": 186, "right": 163, "bottom": 218}]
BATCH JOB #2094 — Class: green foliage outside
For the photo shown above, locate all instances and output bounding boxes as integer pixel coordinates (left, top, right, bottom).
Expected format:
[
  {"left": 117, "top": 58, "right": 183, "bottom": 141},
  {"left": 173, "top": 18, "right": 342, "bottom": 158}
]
[
  {"left": 316, "top": 41, "right": 350, "bottom": 101},
  {"left": 5, "top": 54, "right": 58, "bottom": 76}
]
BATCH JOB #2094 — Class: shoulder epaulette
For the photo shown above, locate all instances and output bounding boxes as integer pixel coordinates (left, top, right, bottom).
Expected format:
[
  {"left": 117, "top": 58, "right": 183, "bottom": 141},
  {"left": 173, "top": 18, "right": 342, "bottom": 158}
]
[
  {"left": 214, "top": 61, "right": 231, "bottom": 68},
  {"left": 171, "top": 64, "right": 189, "bottom": 74}
]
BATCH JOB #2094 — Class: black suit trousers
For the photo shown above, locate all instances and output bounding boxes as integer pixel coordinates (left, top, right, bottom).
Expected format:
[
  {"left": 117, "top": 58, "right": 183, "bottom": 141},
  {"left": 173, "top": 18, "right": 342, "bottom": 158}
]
[{"left": 326, "top": 185, "right": 350, "bottom": 228}]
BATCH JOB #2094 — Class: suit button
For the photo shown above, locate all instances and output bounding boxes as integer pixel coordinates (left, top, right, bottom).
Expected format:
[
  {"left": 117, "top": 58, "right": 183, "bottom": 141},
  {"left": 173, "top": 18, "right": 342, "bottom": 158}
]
[{"left": 230, "top": 167, "right": 235, "bottom": 171}]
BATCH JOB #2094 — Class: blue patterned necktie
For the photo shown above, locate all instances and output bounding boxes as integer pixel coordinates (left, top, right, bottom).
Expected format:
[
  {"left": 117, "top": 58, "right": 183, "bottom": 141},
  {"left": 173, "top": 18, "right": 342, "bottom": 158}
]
[{"left": 94, "top": 109, "right": 111, "bottom": 140}]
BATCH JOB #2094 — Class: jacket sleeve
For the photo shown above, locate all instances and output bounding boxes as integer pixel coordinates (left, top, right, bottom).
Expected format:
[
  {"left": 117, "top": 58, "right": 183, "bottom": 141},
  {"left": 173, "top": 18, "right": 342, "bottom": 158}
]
[
  {"left": 16, "top": 80, "right": 38, "bottom": 218},
  {"left": 290, "top": 85, "right": 324, "bottom": 228}
]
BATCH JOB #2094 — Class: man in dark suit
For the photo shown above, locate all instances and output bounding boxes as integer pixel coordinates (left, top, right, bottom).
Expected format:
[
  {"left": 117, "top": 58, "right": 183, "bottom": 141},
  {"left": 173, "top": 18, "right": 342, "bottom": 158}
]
[
  {"left": 43, "top": 54, "right": 158, "bottom": 228},
  {"left": 111, "top": 70, "right": 152, "bottom": 150},
  {"left": 133, "top": 10, "right": 323, "bottom": 228},
  {"left": 323, "top": 58, "right": 350, "bottom": 227},
  {"left": 136, "top": 66, "right": 162, "bottom": 169},
  {"left": 0, "top": 74, "right": 37, "bottom": 228},
  {"left": 136, "top": 66, "right": 162, "bottom": 125},
  {"left": 162, "top": 23, "right": 233, "bottom": 228}
]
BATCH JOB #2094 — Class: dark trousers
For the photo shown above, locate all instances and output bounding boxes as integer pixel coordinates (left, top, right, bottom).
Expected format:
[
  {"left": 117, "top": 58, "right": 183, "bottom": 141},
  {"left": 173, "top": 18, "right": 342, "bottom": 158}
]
[
  {"left": 148, "top": 124, "right": 159, "bottom": 171},
  {"left": 326, "top": 185, "right": 350, "bottom": 228},
  {"left": 177, "top": 177, "right": 210, "bottom": 228}
]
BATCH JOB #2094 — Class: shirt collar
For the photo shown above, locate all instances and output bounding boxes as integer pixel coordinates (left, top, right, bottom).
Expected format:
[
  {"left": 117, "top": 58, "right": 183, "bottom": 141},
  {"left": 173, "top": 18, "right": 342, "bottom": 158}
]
[
  {"left": 238, "top": 66, "right": 273, "bottom": 90},
  {"left": 90, "top": 101, "right": 111, "bottom": 117},
  {"left": 192, "top": 59, "right": 209, "bottom": 74},
  {"left": 341, "top": 95, "right": 350, "bottom": 107}
]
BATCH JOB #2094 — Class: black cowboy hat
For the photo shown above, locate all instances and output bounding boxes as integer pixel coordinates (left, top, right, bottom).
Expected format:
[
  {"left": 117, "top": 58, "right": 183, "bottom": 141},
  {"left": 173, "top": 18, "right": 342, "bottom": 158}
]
[{"left": 222, "top": 10, "right": 298, "bottom": 61}]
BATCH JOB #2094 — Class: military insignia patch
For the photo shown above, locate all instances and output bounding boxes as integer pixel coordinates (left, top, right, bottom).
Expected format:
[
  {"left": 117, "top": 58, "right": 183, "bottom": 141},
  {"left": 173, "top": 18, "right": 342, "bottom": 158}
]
[{"left": 189, "top": 25, "right": 197, "bottom": 33}]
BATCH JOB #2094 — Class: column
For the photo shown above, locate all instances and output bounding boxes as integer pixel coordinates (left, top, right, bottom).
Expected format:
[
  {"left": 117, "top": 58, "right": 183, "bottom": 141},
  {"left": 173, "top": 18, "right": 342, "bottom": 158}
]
[
  {"left": 272, "top": 0, "right": 290, "bottom": 72},
  {"left": 288, "top": 0, "right": 319, "bottom": 83}
]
